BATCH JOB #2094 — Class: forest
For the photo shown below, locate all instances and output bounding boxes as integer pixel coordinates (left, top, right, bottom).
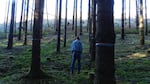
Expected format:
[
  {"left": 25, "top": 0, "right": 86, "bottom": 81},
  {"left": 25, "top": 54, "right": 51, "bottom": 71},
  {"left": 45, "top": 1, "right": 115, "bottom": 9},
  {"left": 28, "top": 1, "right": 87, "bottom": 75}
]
[{"left": 0, "top": 0, "right": 150, "bottom": 84}]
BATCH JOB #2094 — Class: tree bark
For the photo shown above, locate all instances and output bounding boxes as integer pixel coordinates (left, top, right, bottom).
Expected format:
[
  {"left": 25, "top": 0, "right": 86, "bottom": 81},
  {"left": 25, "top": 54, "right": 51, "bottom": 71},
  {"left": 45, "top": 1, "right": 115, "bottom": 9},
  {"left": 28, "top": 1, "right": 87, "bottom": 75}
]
[
  {"left": 72, "top": 0, "right": 76, "bottom": 31},
  {"left": 121, "top": 0, "right": 125, "bottom": 40},
  {"left": 136, "top": 0, "right": 139, "bottom": 31},
  {"left": 27, "top": 0, "right": 47, "bottom": 79},
  {"left": 4, "top": 0, "right": 10, "bottom": 39},
  {"left": 64, "top": 0, "right": 68, "bottom": 47},
  {"left": 56, "top": 0, "right": 62, "bottom": 53},
  {"left": 139, "top": 0, "right": 144, "bottom": 45},
  {"left": 79, "top": 0, "right": 82, "bottom": 35},
  {"left": 145, "top": 0, "right": 148, "bottom": 35},
  {"left": 129, "top": 0, "right": 131, "bottom": 29},
  {"left": 54, "top": 0, "right": 59, "bottom": 33},
  {"left": 23, "top": 0, "right": 30, "bottom": 45},
  {"left": 7, "top": 0, "right": 16, "bottom": 49},
  {"left": 95, "top": 0, "right": 116, "bottom": 84},
  {"left": 74, "top": 0, "right": 78, "bottom": 37},
  {"left": 18, "top": 0, "right": 24, "bottom": 40},
  {"left": 90, "top": 0, "right": 96, "bottom": 61}
]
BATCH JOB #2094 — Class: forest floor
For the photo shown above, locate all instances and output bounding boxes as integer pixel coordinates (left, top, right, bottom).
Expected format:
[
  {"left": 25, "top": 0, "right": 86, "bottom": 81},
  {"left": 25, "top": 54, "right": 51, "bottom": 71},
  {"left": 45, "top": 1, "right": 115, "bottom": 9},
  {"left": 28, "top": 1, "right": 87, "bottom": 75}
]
[{"left": 0, "top": 28, "right": 150, "bottom": 84}]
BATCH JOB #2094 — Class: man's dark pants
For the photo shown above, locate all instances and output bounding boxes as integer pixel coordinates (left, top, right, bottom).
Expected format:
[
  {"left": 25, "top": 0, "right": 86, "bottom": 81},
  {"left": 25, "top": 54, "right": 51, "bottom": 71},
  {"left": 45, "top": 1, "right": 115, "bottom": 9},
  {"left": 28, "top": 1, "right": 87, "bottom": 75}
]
[{"left": 70, "top": 51, "right": 81, "bottom": 74}]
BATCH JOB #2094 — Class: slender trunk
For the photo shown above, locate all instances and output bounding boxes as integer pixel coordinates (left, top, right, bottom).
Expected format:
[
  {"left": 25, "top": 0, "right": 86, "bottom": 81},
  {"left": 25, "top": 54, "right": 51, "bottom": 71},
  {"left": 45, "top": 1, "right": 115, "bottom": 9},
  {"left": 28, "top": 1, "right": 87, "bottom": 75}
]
[
  {"left": 23, "top": 0, "right": 29, "bottom": 45},
  {"left": 88, "top": 0, "right": 92, "bottom": 62},
  {"left": 14, "top": 0, "right": 18, "bottom": 34},
  {"left": 145, "top": 0, "right": 148, "bottom": 35},
  {"left": 46, "top": 0, "right": 50, "bottom": 28},
  {"left": 90, "top": 0, "right": 96, "bottom": 61},
  {"left": 87, "top": 0, "right": 91, "bottom": 32},
  {"left": 95, "top": 0, "right": 116, "bottom": 83},
  {"left": 129, "top": 0, "right": 131, "bottom": 29},
  {"left": 139, "top": 0, "right": 144, "bottom": 45},
  {"left": 18, "top": 0, "right": 24, "bottom": 40},
  {"left": 124, "top": 0, "right": 126, "bottom": 27},
  {"left": 72, "top": 0, "right": 76, "bottom": 31},
  {"left": 54, "top": 0, "right": 59, "bottom": 33},
  {"left": 136, "top": 0, "right": 139, "bottom": 31},
  {"left": 75, "top": 0, "right": 78, "bottom": 37},
  {"left": 121, "top": 0, "right": 125, "bottom": 40},
  {"left": 56, "top": 0, "right": 62, "bottom": 53},
  {"left": 80, "top": 0, "right": 82, "bottom": 35},
  {"left": 7, "top": 0, "right": 16, "bottom": 49},
  {"left": 88, "top": 0, "right": 91, "bottom": 41},
  {"left": 64, "top": 0, "right": 68, "bottom": 47},
  {"left": 4, "top": 0, "right": 10, "bottom": 38}
]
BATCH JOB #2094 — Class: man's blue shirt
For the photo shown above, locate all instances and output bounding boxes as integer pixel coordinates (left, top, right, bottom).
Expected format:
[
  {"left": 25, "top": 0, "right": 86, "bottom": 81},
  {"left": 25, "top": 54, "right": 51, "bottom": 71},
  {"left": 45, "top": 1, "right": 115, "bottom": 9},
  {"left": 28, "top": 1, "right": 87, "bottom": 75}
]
[{"left": 71, "top": 39, "right": 82, "bottom": 53}]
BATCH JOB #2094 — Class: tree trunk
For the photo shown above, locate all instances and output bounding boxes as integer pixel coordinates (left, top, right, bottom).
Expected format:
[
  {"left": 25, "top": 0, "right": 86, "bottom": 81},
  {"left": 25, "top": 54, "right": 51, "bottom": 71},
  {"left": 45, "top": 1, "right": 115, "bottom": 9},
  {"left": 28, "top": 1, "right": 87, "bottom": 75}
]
[
  {"left": 88, "top": 0, "right": 91, "bottom": 43},
  {"left": 46, "top": 0, "right": 50, "bottom": 28},
  {"left": 95, "top": 0, "right": 116, "bottom": 84},
  {"left": 72, "top": 0, "right": 76, "bottom": 31},
  {"left": 18, "top": 0, "right": 24, "bottom": 40},
  {"left": 4, "top": 0, "right": 10, "bottom": 39},
  {"left": 54, "top": 0, "right": 59, "bottom": 33},
  {"left": 129, "top": 0, "right": 131, "bottom": 29},
  {"left": 90, "top": 0, "right": 96, "bottom": 61},
  {"left": 64, "top": 0, "right": 68, "bottom": 47},
  {"left": 7, "top": 0, "right": 16, "bottom": 49},
  {"left": 56, "top": 0, "right": 62, "bottom": 53},
  {"left": 14, "top": 0, "right": 18, "bottom": 34},
  {"left": 121, "top": 0, "right": 125, "bottom": 40},
  {"left": 136, "top": 0, "right": 139, "bottom": 31},
  {"left": 23, "top": 0, "right": 29, "bottom": 45},
  {"left": 74, "top": 0, "right": 78, "bottom": 37},
  {"left": 79, "top": 0, "right": 82, "bottom": 35},
  {"left": 139, "top": 0, "right": 144, "bottom": 45},
  {"left": 87, "top": 0, "right": 91, "bottom": 32},
  {"left": 27, "top": 0, "right": 47, "bottom": 79},
  {"left": 145, "top": 0, "right": 148, "bottom": 35}
]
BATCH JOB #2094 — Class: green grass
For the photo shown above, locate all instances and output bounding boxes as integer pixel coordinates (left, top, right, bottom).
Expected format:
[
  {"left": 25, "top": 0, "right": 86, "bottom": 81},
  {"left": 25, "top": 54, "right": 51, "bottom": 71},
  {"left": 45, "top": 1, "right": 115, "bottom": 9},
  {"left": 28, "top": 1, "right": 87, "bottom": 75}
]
[
  {"left": 0, "top": 28, "right": 150, "bottom": 83},
  {"left": 115, "top": 34, "right": 150, "bottom": 83}
]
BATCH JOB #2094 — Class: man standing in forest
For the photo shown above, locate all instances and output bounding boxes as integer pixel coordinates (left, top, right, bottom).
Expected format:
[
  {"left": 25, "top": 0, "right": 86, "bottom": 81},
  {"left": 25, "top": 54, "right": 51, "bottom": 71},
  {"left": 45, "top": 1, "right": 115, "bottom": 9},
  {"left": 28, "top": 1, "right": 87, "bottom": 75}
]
[{"left": 70, "top": 36, "right": 83, "bottom": 74}]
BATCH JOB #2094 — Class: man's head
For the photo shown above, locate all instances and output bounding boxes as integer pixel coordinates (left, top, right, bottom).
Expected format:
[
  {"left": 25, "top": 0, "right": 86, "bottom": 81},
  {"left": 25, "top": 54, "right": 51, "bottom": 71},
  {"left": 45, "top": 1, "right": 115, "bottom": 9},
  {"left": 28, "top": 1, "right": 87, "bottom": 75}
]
[{"left": 76, "top": 36, "right": 80, "bottom": 40}]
